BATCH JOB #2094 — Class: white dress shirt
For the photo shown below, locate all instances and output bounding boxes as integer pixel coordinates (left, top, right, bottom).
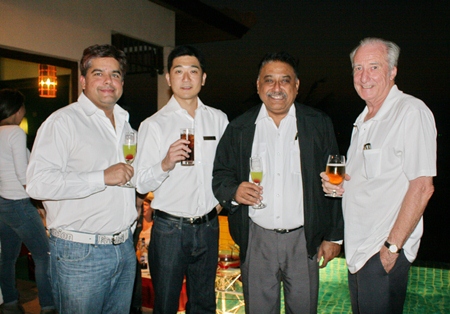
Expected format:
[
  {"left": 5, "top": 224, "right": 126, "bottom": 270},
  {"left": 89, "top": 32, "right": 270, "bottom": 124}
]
[
  {"left": 249, "top": 104, "right": 304, "bottom": 230},
  {"left": 136, "top": 95, "right": 228, "bottom": 217},
  {"left": 0, "top": 125, "right": 29, "bottom": 199},
  {"left": 26, "top": 93, "right": 137, "bottom": 234},
  {"left": 343, "top": 85, "right": 437, "bottom": 273}
]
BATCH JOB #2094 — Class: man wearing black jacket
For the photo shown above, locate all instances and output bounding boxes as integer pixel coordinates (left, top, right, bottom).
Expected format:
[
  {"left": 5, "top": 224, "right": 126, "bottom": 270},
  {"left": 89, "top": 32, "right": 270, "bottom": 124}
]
[{"left": 212, "top": 52, "right": 343, "bottom": 313}]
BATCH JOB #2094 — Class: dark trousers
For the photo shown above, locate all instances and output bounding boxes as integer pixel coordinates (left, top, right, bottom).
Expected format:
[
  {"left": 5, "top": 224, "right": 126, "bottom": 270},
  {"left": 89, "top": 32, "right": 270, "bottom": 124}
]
[
  {"left": 149, "top": 214, "right": 219, "bottom": 314},
  {"left": 348, "top": 251, "right": 411, "bottom": 314}
]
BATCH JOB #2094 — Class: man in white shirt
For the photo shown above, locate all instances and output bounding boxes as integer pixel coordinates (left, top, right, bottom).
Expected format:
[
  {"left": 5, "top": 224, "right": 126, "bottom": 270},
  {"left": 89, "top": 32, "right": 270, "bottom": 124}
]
[
  {"left": 213, "top": 52, "right": 343, "bottom": 313},
  {"left": 135, "top": 45, "right": 228, "bottom": 314},
  {"left": 27, "top": 44, "right": 137, "bottom": 314},
  {"left": 321, "top": 38, "right": 436, "bottom": 313}
]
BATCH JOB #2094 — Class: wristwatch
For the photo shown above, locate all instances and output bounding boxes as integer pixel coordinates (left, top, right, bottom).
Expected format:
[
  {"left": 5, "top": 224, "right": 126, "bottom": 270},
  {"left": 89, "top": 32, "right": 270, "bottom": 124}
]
[{"left": 384, "top": 241, "right": 401, "bottom": 254}]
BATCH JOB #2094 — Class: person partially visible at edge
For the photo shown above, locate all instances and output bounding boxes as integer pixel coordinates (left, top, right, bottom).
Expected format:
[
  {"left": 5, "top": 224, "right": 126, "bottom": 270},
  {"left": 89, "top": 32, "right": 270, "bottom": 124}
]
[
  {"left": 26, "top": 44, "right": 137, "bottom": 314},
  {"left": 135, "top": 45, "right": 229, "bottom": 314},
  {"left": 0, "top": 89, "right": 57, "bottom": 314},
  {"left": 321, "top": 37, "right": 436, "bottom": 313},
  {"left": 212, "top": 51, "right": 344, "bottom": 314},
  {"left": 130, "top": 192, "right": 154, "bottom": 314}
]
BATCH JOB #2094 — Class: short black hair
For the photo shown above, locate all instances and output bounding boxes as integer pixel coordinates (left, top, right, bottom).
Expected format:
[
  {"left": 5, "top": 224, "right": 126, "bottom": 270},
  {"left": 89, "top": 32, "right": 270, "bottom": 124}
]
[
  {"left": 80, "top": 44, "right": 127, "bottom": 78},
  {"left": 167, "top": 45, "right": 206, "bottom": 73},
  {"left": 258, "top": 52, "right": 299, "bottom": 78},
  {"left": 0, "top": 89, "right": 25, "bottom": 121}
]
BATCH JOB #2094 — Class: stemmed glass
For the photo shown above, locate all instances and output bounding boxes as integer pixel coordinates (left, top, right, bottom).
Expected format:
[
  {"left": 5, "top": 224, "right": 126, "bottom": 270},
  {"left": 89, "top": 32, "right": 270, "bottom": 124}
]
[
  {"left": 122, "top": 131, "right": 137, "bottom": 188},
  {"left": 324, "top": 154, "right": 346, "bottom": 197},
  {"left": 250, "top": 156, "right": 266, "bottom": 209}
]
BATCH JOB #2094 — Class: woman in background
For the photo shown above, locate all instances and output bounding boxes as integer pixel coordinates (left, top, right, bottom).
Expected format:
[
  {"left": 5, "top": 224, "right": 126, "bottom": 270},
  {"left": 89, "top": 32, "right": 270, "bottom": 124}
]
[
  {"left": 130, "top": 192, "right": 154, "bottom": 314},
  {"left": 0, "top": 89, "right": 56, "bottom": 314}
]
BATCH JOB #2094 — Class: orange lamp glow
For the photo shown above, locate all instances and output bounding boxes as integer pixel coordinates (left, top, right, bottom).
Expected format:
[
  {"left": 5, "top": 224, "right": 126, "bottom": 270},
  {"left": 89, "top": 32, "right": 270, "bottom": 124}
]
[{"left": 38, "top": 64, "right": 57, "bottom": 98}]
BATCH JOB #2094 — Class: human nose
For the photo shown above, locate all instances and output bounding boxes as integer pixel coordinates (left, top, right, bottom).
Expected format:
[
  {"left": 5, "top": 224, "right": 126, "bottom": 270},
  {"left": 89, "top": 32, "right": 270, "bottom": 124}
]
[
  {"left": 103, "top": 74, "right": 112, "bottom": 84},
  {"left": 182, "top": 72, "right": 190, "bottom": 81},
  {"left": 272, "top": 80, "right": 281, "bottom": 91},
  {"left": 359, "top": 69, "right": 369, "bottom": 83}
]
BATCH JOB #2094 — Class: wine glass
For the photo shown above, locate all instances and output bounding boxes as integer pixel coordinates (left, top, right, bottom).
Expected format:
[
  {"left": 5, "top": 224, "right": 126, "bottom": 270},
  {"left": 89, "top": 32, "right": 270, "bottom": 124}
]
[
  {"left": 122, "top": 131, "right": 137, "bottom": 188},
  {"left": 250, "top": 156, "right": 266, "bottom": 209},
  {"left": 324, "top": 155, "right": 346, "bottom": 197}
]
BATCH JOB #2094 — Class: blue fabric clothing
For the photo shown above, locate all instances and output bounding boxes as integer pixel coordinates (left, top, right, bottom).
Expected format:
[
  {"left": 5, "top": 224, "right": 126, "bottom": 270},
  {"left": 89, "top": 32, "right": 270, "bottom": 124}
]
[
  {"left": 0, "top": 196, "right": 55, "bottom": 309},
  {"left": 48, "top": 230, "right": 135, "bottom": 314},
  {"left": 149, "top": 214, "right": 219, "bottom": 314}
]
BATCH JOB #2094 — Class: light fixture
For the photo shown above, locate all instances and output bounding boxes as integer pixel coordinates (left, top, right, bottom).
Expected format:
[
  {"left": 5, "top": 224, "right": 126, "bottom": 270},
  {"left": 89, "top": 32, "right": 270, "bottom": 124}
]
[{"left": 38, "top": 64, "right": 57, "bottom": 98}]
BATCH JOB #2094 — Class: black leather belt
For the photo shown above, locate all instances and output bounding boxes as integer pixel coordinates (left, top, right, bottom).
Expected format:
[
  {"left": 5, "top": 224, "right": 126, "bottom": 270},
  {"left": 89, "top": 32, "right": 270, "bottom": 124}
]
[
  {"left": 154, "top": 208, "right": 217, "bottom": 225},
  {"left": 273, "top": 226, "right": 303, "bottom": 234}
]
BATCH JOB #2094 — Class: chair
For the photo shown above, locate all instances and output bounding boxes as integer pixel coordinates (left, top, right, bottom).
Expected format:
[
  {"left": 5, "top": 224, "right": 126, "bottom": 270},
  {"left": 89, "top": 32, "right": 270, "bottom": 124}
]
[{"left": 215, "top": 267, "right": 245, "bottom": 314}]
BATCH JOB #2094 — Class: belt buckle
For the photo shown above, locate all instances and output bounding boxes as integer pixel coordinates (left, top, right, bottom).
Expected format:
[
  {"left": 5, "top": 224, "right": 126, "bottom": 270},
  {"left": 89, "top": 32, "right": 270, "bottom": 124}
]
[
  {"left": 274, "top": 228, "right": 288, "bottom": 234},
  {"left": 112, "top": 232, "right": 124, "bottom": 245},
  {"left": 189, "top": 217, "right": 200, "bottom": 224}
]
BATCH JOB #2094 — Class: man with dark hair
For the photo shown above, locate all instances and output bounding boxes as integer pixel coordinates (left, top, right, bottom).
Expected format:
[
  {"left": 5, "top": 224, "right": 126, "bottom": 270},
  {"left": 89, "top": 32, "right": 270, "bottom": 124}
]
[
  {"left": 27, "top": 44, "right": 137, "bottom": 313},
  {"left": 212, "top": 51, "right": 344, "bottom": 313},
  {"left": 322, "top": 37, "right": 436, "bottom": 313},
  {"left": 135, "top": 45, "right": 228, "bottom": 314}
]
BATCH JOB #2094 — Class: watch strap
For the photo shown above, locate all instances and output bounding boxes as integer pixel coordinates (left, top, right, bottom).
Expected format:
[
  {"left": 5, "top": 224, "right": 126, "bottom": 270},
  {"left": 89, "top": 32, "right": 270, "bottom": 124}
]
[{"left": 384, "top": 241, "right": 401, "bottom": 254}]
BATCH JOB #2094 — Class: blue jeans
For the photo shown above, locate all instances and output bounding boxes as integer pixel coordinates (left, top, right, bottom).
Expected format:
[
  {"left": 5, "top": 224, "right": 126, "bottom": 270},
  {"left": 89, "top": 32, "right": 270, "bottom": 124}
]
[
  {"left": 0, "top": 197, "right": 55, "bottom": 309},
  {"left": 49, "top": 230, "right": 136, "bottom": 314},
  {"left": 149, "top": 214, "right": 219, "bottom": 314}
]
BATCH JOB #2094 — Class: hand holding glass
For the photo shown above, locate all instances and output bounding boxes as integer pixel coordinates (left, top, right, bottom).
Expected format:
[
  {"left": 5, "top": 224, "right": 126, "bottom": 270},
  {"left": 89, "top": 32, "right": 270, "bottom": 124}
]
[
  {"left": 250, "top": 156, "right": 266, "bottom": 209},
  {"left": 325, "top": 155, "right": 345, "bottom": 197},
  {"left": 122, "top": 131, "right": 136, "bottom": 188}
]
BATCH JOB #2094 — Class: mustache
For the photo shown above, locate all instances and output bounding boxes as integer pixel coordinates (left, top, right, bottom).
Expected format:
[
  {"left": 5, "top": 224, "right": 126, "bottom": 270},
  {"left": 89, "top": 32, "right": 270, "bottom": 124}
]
[{"left": 266, "top": 91, "right": 287, "bottom": 98}]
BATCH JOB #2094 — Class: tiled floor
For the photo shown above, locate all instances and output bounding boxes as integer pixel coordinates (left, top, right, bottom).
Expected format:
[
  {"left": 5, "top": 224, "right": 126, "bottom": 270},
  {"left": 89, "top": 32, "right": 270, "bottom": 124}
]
[
  {"left": 214, "top": 258, "right": 450, "bottom": 314},
  {"left": 11, "top": 257, "right": 450, "bottom": 313},
  {"left": 318, "top": 258, "right": 450, "bottom": 314}
]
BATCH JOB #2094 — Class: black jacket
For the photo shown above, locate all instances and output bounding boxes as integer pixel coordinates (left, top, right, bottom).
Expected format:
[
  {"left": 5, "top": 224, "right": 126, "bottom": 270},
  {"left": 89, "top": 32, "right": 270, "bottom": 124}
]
[{"left": 212, "top": 102, "right": 344, "bottom": 263}]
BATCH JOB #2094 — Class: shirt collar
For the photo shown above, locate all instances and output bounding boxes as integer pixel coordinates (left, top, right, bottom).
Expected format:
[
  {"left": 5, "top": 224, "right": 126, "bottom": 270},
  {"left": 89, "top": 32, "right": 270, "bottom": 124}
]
[
  {"left": 358, "top": 85, "right": 401, "bottom": 124},
  {"left": 162, "top": 95, "right": 206, "bottom": 115},
  {"left": 78, "top": 92, "right": 99, "bottom": 116},
  {"left": 77, "top": 92, "right": 129, "bottom": 122},
  {"left": 255, "top": 103, "right": 296, "bottom": 124}
]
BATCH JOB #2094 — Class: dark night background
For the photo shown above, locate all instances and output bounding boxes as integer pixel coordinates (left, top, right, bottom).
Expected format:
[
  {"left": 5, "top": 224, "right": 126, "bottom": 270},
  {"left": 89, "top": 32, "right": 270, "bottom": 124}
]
[{"left": 190, "top": 0, "right": 450, "bottom": 264}]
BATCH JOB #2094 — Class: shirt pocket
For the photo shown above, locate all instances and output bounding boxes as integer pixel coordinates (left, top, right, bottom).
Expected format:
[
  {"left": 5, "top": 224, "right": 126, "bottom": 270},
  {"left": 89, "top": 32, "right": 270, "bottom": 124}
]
[
  {"left": 363, "top": 148, "right": 381, "bottom": 179},
  {"left": 201, "top": 136, "right": 218, "bottom": 165},
  {"left": 290, "top": 140, "right": 301, "bottom": 175}
]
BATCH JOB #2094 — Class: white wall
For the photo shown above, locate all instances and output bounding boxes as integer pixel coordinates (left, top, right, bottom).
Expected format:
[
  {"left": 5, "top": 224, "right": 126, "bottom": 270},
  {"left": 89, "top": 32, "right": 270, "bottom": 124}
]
[{"left": 0, "top": 0, "right": 175, "bottom": 107}]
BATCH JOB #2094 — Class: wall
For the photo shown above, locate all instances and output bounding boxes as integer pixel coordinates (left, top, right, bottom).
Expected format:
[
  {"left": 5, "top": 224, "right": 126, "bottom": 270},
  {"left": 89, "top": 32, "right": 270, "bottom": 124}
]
[{"left": 0, "top": 0, "right": 175, "bottom": 107}]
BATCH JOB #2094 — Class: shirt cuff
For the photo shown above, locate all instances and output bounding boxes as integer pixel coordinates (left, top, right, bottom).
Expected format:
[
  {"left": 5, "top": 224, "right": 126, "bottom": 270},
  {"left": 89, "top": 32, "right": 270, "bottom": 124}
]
[{"left": 90, "top": 170, "right": 106, "bottom": 187}]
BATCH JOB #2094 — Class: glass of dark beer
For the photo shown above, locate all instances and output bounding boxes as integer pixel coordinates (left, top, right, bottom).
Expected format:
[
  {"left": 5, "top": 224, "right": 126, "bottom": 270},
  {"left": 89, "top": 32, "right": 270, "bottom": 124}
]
[{"left": 180, "top": 128, "right": 194, "bottom": 166}]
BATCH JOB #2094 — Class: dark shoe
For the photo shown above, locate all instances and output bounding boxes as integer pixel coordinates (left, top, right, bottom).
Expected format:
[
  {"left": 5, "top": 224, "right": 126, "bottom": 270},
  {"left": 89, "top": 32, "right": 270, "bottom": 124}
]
[
  {"left": 0, "top": 301, "right": 25, "bottom": 314},
  {"left": 40, "top": 309, "right": 58, "bottom": 314},
  {"left": 129, "top": 306, "right": 142, "bottom": 314}
]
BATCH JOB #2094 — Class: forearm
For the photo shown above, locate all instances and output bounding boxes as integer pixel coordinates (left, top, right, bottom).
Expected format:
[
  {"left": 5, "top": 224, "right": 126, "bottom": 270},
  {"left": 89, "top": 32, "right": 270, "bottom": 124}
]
[{"left": 387, "top": 176, "right": 434, "bottom": 248}]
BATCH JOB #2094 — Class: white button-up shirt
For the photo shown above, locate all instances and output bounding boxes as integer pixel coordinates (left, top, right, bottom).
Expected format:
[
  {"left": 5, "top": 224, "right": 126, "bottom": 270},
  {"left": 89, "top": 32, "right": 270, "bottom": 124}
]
[
  {"left": 136, "top": 96, "right": 228, "bottom": 217},
  {"left": 249, "top": 104, "right": 304, "bottom": 230},
  {"left": 343, "top": 85, "right": 437, "bottom": 273},
  {"left": 26, "top": 93, "right": 137, "bottom": 234}
]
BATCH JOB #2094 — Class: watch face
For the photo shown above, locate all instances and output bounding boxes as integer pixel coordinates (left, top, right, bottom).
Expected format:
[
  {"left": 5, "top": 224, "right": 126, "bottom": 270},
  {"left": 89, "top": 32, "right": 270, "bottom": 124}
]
[{"left": 389, "top": 245, "right": 398, "bottom": 253}]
